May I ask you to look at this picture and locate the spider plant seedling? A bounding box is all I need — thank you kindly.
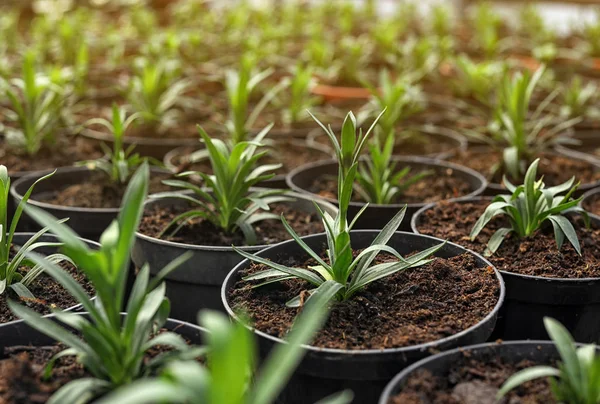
[78,104,161,185]
[0,166,63,299]
[559,76,599,120]
[335,35,373,86]
[498,317,600,403]
[125,57,190,128]
[234,111,444,307]
[489,66,580,180]
[429,3,455,38]
[470,159,588,256]
[582,15,600,58]
[2,52,66,156]
[279,63,319,127]
[468,2,506,59]
[225,54,287,144]
[518,5,556,47]
[10,164,202,403]
[152,125,291,246]
[96,290,352,404]
[452,55,507,106]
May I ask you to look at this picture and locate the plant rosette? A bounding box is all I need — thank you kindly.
[0,313,205,402]
[222,230,505,403]
[0,233,98,326]
[449,146,600,196]
[379,340,598,404]
[10,166,171,240]
[307,124,467,160]
[412,196,600,342]
[132,190,338,321]
[286,156,487,231]
[163,139,333,189]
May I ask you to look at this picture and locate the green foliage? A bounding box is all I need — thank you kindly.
[95,286,353,404]
[498,317,600,404]
[10,164,202,403]
[429,4,455,38]
[153,125,291,245]
[469,2,504,58]
[235,111,443,306]
[78,104,158,185]
[518,5,555,46]
[492,66,579,180]
[2,52,66,156]
[0,166,64,298]
[125,57,190,127]
[470,159,588,256]
[560,76,598,119]
[281,64,318,125]
[452,55,507,104]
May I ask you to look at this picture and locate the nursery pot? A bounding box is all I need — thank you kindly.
[10,166,169,240]
[163,139,333,189]
[2,233,100,326]
[131,192,338,322]
[378,341,580,403]
[307,125,467,160]
[286,157,487,231]
[411,198,600,343]
[222,231,505,404]
[555,131,600,163]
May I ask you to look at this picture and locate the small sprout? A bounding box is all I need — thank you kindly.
[470,159,588,256]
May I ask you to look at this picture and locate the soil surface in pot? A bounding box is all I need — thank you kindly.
[37,172,171,209]
[388,349,555,403]
[448,150,600,186]
[0,333,194,403]
[170,141,331,177]
[309,166,473,204]
[139,202,325,247]
[2,137,101,174]
[417,200,600,278]
[0,247,93,324]
[229,252,499,350]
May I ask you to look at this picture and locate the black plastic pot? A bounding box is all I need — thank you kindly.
[286,157,487,231]
[222,230,505,404]
[411,198,600,343]
[131,192,338,322]
[163,139,333,189]
[2,233,100,327]
[378,341,571,403]
[306,124,467,160]
[10,166,169,240]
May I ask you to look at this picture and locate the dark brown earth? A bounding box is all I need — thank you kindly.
[417,200,600,278]
[389,350,555,404]
[449,150,600,186]
[139,202,325,247]
[229,252,499,350]
[309,166,474,204]
[0,248,93,324]
[39,172,171,209]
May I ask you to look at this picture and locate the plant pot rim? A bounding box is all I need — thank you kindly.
[411,196,600,283]
[378,340,560,404]
[135,189,339,253]
[286,156,488,209]
[1,232,100,328]
[10,166,170,215]
[221,229,506,356]
[580,187,600,223]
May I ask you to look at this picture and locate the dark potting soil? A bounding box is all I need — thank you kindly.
[582,193,600,216]
[229,252,499,350]
[170,141,331,177]
[449,150,600,186]
[0,248,93,324]
[2,137,101,175]
[388,350,555,404]
[0,334,195,404]
[139,202,325,247]
[39,172,171,209]
[309,167,473,204]
[417,200,600,278]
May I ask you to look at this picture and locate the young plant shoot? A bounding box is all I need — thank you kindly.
[152,124,291,245]
[280,63,319,126]
[235,111,444,306]
[9,164,202,403]
[95,288,353,404]
[2,52,66,156]
[498,317,600,404]
[78,104,158,185]
[470,159,588,256]
[0,166,66,298]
